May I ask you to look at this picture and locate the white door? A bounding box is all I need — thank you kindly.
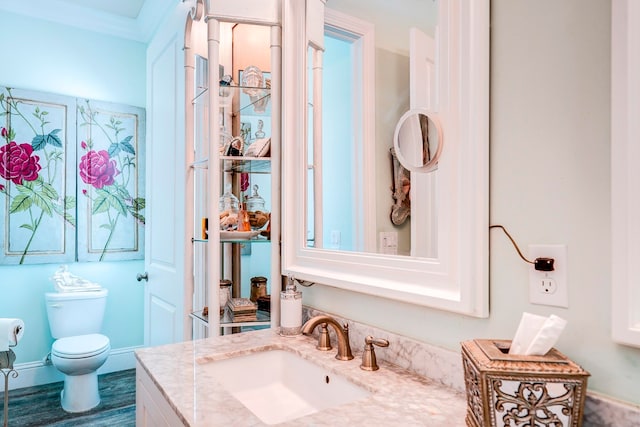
[143,3,192,347]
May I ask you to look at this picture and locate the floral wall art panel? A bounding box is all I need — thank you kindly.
[76,100,145,262]
[0,87,76,265]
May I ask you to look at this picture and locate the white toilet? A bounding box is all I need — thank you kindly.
[45,289,111,413]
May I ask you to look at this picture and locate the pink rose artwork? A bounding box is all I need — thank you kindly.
[0,89,75,264]
[78,100,145,261]
[0,141,42,185]
[79,150,119,189]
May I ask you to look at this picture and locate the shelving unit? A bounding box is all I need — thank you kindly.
[187,16,281,338]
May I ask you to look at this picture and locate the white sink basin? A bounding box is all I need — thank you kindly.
[201,349,370,425]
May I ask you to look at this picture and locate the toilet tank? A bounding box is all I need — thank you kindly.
[45,290,108,339]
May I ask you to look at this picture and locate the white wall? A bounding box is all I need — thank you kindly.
[302,0,640,406]
[374,47,411,254]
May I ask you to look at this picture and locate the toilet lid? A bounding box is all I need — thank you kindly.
[52,334,110,359]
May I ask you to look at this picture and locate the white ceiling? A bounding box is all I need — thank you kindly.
[0,0,174,42]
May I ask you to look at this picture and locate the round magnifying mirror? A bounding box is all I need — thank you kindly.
[393,109,443,173]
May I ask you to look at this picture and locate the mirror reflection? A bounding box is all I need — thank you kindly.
[305,0,438,257]
[394,110,442,172]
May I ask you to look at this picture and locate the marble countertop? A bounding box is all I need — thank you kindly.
[135,329,468,426]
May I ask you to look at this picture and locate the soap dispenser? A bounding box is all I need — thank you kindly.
[280,278,302,336]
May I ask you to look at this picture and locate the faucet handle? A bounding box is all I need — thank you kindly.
[360,335,390,371]
[366,336,389,348]
[316,323,332,351]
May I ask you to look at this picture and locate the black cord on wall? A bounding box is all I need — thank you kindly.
[489,225,555,271]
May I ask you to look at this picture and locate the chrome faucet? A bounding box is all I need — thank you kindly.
[301,315,354,361]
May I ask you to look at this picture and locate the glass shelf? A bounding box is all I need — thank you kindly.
[192,86,208,104]
[190,309,271,328]
[221,156,271,173]
[189,158,209,169]
[193,86,271,117]
[189,157,271,172]
[192,235,270,244]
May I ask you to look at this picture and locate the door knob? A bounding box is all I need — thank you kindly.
[137,272,149,282]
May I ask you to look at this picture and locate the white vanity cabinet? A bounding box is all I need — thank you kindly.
[185,0,282,337]
[136,361,184,427]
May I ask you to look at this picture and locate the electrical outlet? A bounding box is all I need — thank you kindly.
[528,244,568,308]
[540,278,557,294]
[329,230,341,249]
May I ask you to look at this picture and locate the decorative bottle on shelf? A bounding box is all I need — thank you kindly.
[255,119,266,139]
[280,278,302,336]
[246,185,269,230]
[250,276,268,302]
[237,199,251,232]
[219,280,232,315]
[218,184,239,230]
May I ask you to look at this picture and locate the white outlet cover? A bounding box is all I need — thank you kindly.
[528,244,568,308]
[379,232,398,255]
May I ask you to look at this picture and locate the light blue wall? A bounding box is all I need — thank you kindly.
[0,12,146,108]
[0,262,144,362]
[322,35,355,251]
[0,11,146,365]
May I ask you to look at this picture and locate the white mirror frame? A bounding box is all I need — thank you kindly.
[282,0,489,317]
[612,0,640,347]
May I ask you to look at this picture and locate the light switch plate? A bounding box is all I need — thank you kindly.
[380,232,398,255]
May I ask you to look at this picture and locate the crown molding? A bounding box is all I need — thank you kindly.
[0,0,176,43]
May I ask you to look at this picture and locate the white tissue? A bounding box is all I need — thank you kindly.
[51,265,102,292]
[509,312,567,356]
[0,318,24,351]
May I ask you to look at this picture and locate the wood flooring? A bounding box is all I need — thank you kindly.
[0,369,135,427]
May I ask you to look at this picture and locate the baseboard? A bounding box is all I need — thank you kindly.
[5,345,142,391]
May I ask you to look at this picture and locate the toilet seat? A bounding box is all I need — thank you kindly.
[52,334,110,359]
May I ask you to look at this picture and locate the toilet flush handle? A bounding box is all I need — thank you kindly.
[136,272,149,282]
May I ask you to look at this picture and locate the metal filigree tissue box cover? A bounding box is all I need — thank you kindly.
[461,339,590,427]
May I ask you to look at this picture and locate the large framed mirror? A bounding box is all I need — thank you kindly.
[282,0,489,316]
[612,0,640,347]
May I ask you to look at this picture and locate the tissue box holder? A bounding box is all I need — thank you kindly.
[461,339,590,427]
